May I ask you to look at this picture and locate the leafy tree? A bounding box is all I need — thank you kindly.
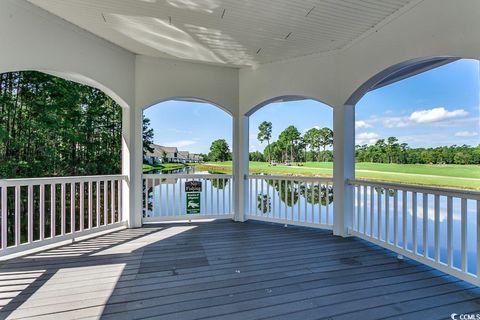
[209,139,230,162]
[355,139,479,165]
[264,141,282,162]
[0,71,122,178]
[142,115,154,158]
[319,128,333,161]
[303,127,321,160]
[454,152,472,164]
[249,151,265,162]
[278,125,301,162]
[386,136,399,163]
[257,121,272,162]
[198,153,209,162]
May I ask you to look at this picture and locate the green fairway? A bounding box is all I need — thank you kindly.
[194,161,480,190]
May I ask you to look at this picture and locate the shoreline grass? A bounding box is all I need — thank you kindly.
[193,161,480,190]
[143,163,187,172]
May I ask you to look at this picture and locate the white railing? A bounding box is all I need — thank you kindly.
[247,175,334,229]
[143,174,233,222]
[350,179,480,286]
[0,175,126,257]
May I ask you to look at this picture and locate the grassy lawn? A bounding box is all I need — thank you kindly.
[194,161,480,190]
[143,163,187,172]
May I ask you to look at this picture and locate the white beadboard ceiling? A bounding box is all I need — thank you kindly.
[27,0,418,67]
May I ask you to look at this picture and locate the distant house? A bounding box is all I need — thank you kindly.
[144,144,178,164]
[191,154,204,163]
[177,151,190,163]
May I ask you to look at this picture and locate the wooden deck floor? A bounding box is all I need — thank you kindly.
[0,220,479,319]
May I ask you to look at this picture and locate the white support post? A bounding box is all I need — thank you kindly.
[333,104,355,237]
[122,105,143,228]
[232,115,249,222]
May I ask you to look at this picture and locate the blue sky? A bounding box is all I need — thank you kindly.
[144,100,232,154]
[144,59,479,153]
[355,59,479,147]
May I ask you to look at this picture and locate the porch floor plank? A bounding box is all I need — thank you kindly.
[0,220,478,319]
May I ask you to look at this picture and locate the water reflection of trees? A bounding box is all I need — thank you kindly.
[257,194,271,214]
[210,177,229,190]
[144,177,230,217]
[3,183,116,246]
[299,183,334,206]
[373,187,395,197]
[266,179,299,207]
[261,179,333,207]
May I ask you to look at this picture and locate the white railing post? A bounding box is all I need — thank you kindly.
[333,104,355,237]
[122,105,143,228]
[232,114,249,222]
[0,175,126,258]
[348,179,480,286]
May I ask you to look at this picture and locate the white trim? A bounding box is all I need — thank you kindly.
[248,175,333,183]
[349,179,480,200]
[0,221,127,260]
[0,175,126,187]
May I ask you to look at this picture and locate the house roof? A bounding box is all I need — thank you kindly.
[146,144,178,157]
[178,151,190,159]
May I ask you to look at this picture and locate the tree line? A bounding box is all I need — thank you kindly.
[255,121,333,163]
[0,71,122,178]
[254,121,479,165]
[356,137,480,165]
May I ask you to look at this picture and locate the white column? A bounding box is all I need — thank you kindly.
[333,104,355,236]
[232,115,249,222]
[121,105,143,228]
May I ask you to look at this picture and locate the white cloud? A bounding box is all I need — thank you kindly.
[162,140,196,148]
[382,117,409,128]
[409,107,468,124]
[367,107,470,129]
[455,131,479,137]
[356,132,380,145]
[355,121,372,129]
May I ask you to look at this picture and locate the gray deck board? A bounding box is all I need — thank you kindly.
[0,219,478,319]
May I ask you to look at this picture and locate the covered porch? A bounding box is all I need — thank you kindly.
[1,0,480,318]
[2,219,479,319]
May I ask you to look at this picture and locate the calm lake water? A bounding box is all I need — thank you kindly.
[145,167,232,217]
[145,170,478,274]
[355,188,478,274]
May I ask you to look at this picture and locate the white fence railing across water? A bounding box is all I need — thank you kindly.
[143,174,233,221]
[0,175,126,257]
[247,175,334,229]
[349,179,480,286]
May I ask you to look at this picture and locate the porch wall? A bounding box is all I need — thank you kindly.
[2,0,480,233]
[0,0,135,109]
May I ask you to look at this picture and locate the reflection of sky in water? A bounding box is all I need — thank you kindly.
[146,175,232,218]
[146,176,478,275]
[249,179,334,226]
[354,188,478,275]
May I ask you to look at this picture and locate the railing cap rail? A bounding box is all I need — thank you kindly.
[349,178,480,199]
[0,174,126,186]
[143,174,232,179]
[248,174,333,182]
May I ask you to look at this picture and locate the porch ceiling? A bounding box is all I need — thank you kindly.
[28,0,416,68]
